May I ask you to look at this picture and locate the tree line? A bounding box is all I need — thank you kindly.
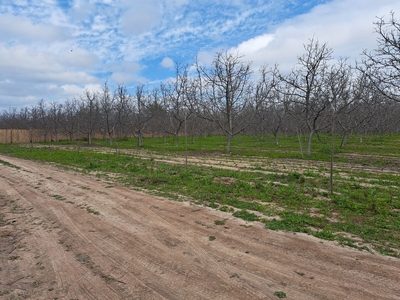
[1,13,400,154]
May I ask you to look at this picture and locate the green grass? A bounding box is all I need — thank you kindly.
[274,291,287,298]
[0,133,399,258]
[86,207,100,215]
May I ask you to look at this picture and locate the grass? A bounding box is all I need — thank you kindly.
[214,219,226,225]
[52,194,66,201]
[0,133,399,258]
[86,207,100,215]
[274,291,287,298]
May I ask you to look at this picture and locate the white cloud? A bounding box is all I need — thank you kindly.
[60,48,100,70]
[223,0,400,74]
[0,14,71,42]
[69,1,97,22]
[120,1,161,35]
[1,0,400,111]
[160,57,174,68]
[108,61,146,83]
[0,45,98,83]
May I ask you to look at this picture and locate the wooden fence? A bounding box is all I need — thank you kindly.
[0,129,93,144]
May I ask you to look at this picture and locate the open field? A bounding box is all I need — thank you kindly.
[0,134,400,299]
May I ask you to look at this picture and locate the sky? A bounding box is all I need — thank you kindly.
[1,0,400,111]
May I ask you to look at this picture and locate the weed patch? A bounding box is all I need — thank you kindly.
[274,291,287,298]
[232,210,259,221]
[86,207,100,215]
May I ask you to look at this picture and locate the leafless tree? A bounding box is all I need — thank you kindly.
[131,84,154,147]
[58,98,79,142]
[336,67,375,147]
[113,83,131,139]
[254,66,286,145]
[361,12,400,102]
[48,101,62,142]
[280,38,333,155]
[194,51,254,152]
[99,82,118,145]
[158,62,191,146]
[31,99,50,142]
[79,90,100,145]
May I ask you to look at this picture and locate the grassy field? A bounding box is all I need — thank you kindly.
[0,133,399,258]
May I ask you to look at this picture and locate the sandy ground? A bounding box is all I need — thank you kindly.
[0,154,399,300]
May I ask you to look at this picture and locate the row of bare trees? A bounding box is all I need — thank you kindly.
[1,13,400,154]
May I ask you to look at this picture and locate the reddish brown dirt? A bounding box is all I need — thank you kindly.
[0,154,399,300]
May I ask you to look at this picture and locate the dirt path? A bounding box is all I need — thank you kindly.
[0,155,399,300]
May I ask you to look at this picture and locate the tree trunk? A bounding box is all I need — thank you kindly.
[274,133,279,146]
[306,131,314,156]
[227,134,232,152]
[138,132,143,147]
[340,131,348,148]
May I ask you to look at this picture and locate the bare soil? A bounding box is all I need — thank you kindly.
[0,154,399,300]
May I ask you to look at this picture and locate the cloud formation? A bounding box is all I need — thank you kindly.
[0,0,399,111]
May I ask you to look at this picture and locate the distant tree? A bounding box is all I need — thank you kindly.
[59,98,79,142]
[79,90,100,145]
[336,67,374,147]
[113,83,131,138]
[48,101,62,142]
[99,82,118,145]
[158,62,191,147]
[254,66,286,145]
[31,99,50,141]
[131,84,153,147]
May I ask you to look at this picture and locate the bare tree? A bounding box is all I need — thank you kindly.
[59,98,79,142]
[254,66,286,145]
[48,101,62,142]
[99,82,118,145]
[280,38,333,155]
[361,12,400,102]
[113,83,131,139]
[336,67,375,147]
[157,62,191,147]
[194,51,254,152]
[131,84,153,147]
[31,99,50,141]
[79,90,100,145]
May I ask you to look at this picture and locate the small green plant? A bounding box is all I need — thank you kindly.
[0,290,10,296]
[274,291,287,298]
[52,194,65,201]
[86,207,100,215]
[209,235,216,241]
[314,229,335,241]
[208,202,219,209]
[214,219,226,225]
[220,206,234,213]
[9,256,20,261]
[232,209,259,221]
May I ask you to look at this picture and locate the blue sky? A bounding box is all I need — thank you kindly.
[1,0,400,111]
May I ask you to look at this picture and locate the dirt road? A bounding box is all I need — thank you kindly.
[0,154,399,300]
